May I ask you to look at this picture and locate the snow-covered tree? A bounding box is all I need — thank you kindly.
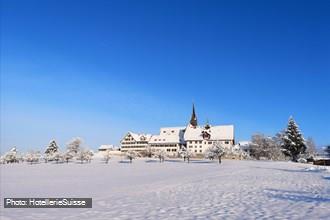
[85,150,93,163]
[63,151,74,163]
[3,148,19,164]
[76,150,87,164]
[0,156,5,164]
[304,137,317,160]
[76,149,93,164]
[126,151,139,163]
[205,141,225,164]
[246,133,287,161]
[53,152,63,163]
[281,117,306,162]
[143,145,154,158]
[25,151,41,165]
[45,140,59,155]
[103,150,111,164]
[179,147,193,163]
[154,149,166,163]
[66,137,82,155]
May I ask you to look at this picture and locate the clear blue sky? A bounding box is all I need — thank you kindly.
[1,0,329,152]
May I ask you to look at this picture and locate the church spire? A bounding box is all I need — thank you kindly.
[190,104,198,127]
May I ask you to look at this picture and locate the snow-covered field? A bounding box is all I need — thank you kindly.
[1,158,330,220]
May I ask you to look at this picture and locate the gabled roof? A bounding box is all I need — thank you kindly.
[98,145,114,150]
[122,132,152,142]
[184,124,234,141]
[149,127,185,144]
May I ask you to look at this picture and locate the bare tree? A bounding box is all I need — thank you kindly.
[205,141,225,164]
[179,147,193,163]
[305,137,317,159]
[126,151,139,163]
[25,151,41,165]
[63,151,74,164]
[76,149,94,164]
[154,149,166,163]
[67,137,82,155]
[103,150,111,164]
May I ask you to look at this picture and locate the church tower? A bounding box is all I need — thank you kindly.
[189,104,198,127]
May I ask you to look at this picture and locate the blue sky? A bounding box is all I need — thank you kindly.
[1,0,329,152]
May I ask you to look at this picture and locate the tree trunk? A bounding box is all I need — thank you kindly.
[218,156,222,164]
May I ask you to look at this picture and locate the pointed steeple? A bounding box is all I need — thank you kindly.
[190,104,198,127]
[205,119,210,130]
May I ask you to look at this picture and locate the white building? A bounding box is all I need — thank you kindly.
[149,127,186,156]
[184,104,235,155]
[119,104,235,156]
[120,132,152,152]
[98,145,115,152]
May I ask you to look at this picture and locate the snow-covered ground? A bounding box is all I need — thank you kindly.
[1,158,330,220]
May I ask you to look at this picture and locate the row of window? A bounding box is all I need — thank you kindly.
[166,149,177,152]
[188,140,230,144]
[189,146,203,148]
[121,141,148,145]
[149,144,178,147]
[121,146,146,148]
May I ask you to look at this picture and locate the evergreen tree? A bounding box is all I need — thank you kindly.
[281,117,306,162]
[45,140,59,155]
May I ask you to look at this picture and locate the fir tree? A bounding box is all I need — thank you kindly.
[45,140,59,155]
[281,117,306,162]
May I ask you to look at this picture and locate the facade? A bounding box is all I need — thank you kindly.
[184,104,235,155]
[98,145,115,152]
[119,105,235,156]
[120,132,152,152]
[149,127,186,156]
[184,124,235,155]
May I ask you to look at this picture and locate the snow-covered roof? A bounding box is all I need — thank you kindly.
[238,141,251,146]
[184,124,234,141]
[98,145,114,150]
[121,132,152,142]
[149,127,185,144]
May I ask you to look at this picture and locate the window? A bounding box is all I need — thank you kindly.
[208,141,212,144]
[189,141,192,144]
[199,141,202,144]
[189,146,193,148]
[195,146,197,148]
[195,150,197,153]
[200,150,202,153]
[225,141,229,144]
[167,149,170,152]
[199,146,202,148]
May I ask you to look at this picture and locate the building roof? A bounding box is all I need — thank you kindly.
[122,132,152,142]
[184,124,234,141]
[149,127,185,144]
[98,145,114,150]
